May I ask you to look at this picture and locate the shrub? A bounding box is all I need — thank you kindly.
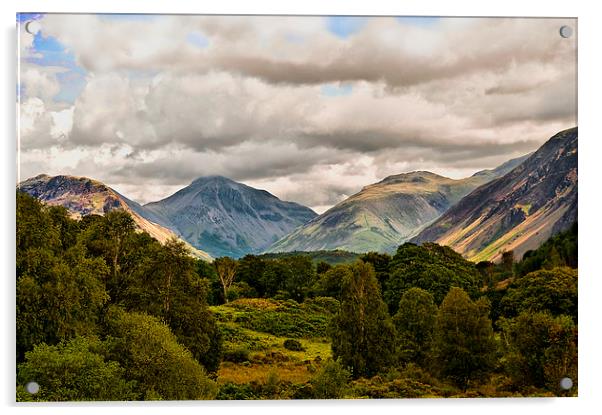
[216,383,257,400]
[16,336,136,402]
[310,359,350,399]
[223,346,251,363]
[283,339,305,351]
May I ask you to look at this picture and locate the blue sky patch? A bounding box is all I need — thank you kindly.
[326,16,368,38]
[396,16,441,28]
[26,31,87,104]
[321,83,353,97]
[187,31,210,49]
[17,13,43,23]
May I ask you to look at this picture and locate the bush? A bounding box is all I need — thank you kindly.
[283,339,305,351]
[223,346,251,363]
[310,359,350,399]
[216,382,258,400]
[16,336,136,402]
[103,307,217,400]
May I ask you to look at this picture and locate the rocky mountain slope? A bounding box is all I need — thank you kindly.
[411,127,577,262]
[18,174,212,261]
[268,155,529,254]
[144,176,317,258]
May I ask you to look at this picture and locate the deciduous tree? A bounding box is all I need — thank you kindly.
[331,261,396,378]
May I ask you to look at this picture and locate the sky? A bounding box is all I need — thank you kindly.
[18,14,577,213]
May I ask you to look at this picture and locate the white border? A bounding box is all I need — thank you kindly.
[2,1,601,415]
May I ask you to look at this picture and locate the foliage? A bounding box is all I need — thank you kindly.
[214,257,238,303]
[310,359,350,399]
[103,308,217,400]
[17,336,137,401]
[501,267,577,322]
[258,250,361,266]
[348,375,443,399]
[283,339,305,351]
[516,223,577,275]
[432,287,496,390]
[214,298,336,338]
[331,261,396,378]
[500,311,577,393]
[385,243,481,313]
[223,346,251,363]
[15,190,579,400]
[392,288,437,365]
[312,264,350,299]
[360,251,391,288]
[16,195,109,360]
[123,238,223,373]
[216,382,258,400]
[236,255,317,301]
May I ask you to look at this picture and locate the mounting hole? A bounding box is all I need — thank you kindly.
[24,21,41,35]
[559,377,573,390]
[25,381,40,394]
[559,25,573,39]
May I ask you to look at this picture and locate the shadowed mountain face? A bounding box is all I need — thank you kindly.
[267,155,529,254]
[412,127,577,262]
[18,174,212,262]
[144,176,318,259]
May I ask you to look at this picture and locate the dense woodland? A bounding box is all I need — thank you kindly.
[16,191,577,400]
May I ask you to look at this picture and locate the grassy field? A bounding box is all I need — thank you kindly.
[211,298,334,387]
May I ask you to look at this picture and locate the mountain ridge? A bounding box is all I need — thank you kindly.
[144,175,318,258]
[267,154,530,254]
[411,127,577,262]
[17,174,213,262]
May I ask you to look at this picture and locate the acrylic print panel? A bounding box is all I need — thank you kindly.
[16,14,577,401]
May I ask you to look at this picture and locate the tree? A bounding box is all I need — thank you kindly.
[17,337,136,402]
[432,287,496,390]
[236,255,267,296]
[516,223,577,275]
[360,251,391,288]
[313,265,350,299]
[79,209,138,303]
[103,308,217,400]
[281,256,316,302]
[331,261,396,378]
[392,288,437,366]
[500,311,577,393]
[123,238,223,373]
[214,257,238,303]
[385,243,480,313]
[16,243,109,360]
[316,261,332,275]
[501,250,515,274]
[501,267,577,322]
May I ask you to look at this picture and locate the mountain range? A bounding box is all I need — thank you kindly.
[411,127,577,262]
[18,127,577,263]
[18,174,213,261]
[267,155,529,254]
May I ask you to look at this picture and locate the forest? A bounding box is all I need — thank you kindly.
[16,191,577,400]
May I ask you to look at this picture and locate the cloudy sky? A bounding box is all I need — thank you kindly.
[18,14,576,213]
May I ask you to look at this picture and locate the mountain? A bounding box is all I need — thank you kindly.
[18,174,212,262]
[411,127,577,262]
[267,155,529,254]
[143,176,318,258]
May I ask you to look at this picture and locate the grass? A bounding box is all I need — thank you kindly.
[212,298,333,386]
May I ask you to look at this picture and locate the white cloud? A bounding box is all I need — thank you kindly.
[18,14,577,211]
